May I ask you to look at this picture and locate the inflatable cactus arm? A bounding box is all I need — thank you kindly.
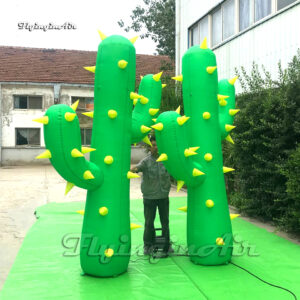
[131,72,164,145]
[154,39,239,265]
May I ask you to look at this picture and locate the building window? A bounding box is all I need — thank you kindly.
[14,95,43,109]
[199,16,209,45]
[212,8,222,46]
[277,0,296,10]
[223,0,235,40]
[239,0,251,31]
[190,24,199,46]
[16,128,40,146]
[81,128,92,145]
[255,0,271,22]
[71,97,94,111]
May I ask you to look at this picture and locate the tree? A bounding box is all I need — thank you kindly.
[118,0,175,59]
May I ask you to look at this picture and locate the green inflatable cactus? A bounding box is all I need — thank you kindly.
[153,38,239,265]
[34,32,163,277]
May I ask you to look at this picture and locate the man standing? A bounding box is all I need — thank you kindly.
[131,136,171,256]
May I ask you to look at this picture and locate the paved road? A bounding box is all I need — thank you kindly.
[0,165,187,290]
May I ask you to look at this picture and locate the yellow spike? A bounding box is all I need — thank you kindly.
[81,147,96,154]
[172,75,183,82]
[142,136,152,147]
[140,75,144,80]
[127,171,140,179]
[204,153,213,161]
[33,116,49,125]
[104,248,114,258]
[178,206,187,212]
[192,168,205,177]
[225,134,234,144]
[203,112,211,120]
[140,95,149,104]
[175,106,181,114]
[118,60,128,69]
[223,167,235,173]
[76,210,85,215]
[65,112,76,122]
[83,66,96,73]
[225,124,236,132]
[82,111,94,118]
[216,237,225,246]
[206,66,217,74]
[151,123,163,131]
[200,37,208,49]
[97,29,107,40]
[130,223,142,230]
[177,116,190,126]
[189,146,200,152]
[177,180,185,192]
[104,156,114,165]
[130,92,140,99]
[133,98,138,106]
[228,76,238,85]
[71,100,79,111]
[229,109,240,116]
[219,100,228,106]
[65,182,75,195]
[99,207,108,216]
[140,125,151,134]
[71,149,84,158]
[36,150,52,159]
[162,84,167,88]
[152,118,157,123]
[108,109,118,119]
[230,213,240,220]
[184,149,198,157]
[129,36,139,44]
[217,94,230,101]
[206,199,214,208]
[156,153,168,162]
[83,170,94,180]
[153,71,163,82]
[149,108,159,116]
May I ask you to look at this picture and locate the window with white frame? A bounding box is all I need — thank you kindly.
[190,23,199,46]
[277,0,297,10]
[16,128,40,146]
[81,128,92,145]
[239,0,252,31]
[14,95,43,109]
[255,0,271,22]
[212,8,222,46]
[199,16,209,45]
[223,0,235,40]
[71,97,94,111]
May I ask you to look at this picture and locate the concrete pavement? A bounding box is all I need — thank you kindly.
[0,165,187,290]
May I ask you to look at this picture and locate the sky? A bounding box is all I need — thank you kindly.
[0,0,157,55]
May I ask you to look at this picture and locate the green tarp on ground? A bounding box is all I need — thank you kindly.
[1,197,300,300]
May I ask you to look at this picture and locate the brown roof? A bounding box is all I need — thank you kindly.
[0,46,172,85]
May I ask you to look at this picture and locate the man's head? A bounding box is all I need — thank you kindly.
[149,135,158,157]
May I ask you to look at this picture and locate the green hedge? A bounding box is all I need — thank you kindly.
[224,50,300,234]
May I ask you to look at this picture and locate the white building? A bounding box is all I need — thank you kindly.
[0,46,169,165]
[176,0,300,92]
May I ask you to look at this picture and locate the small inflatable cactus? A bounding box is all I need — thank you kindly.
[34,31,163,277]
[153,38,239,265]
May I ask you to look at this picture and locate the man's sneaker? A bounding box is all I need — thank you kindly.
[144,246,153,255]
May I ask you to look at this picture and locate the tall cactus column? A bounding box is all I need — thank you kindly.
[34,32,163,277]
[154,39,238,265]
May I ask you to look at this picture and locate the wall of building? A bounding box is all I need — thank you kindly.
[176,0,300,93]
